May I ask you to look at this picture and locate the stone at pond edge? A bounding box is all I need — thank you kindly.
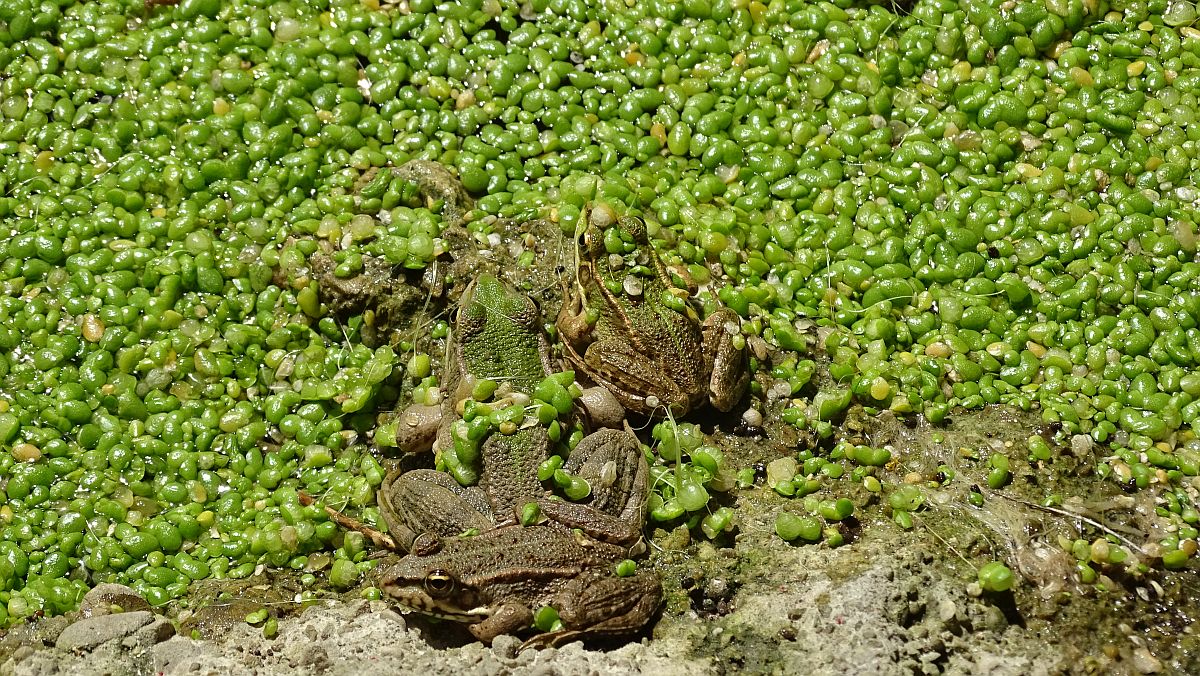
[78,583,151,618]
[491,633,521,660]
[124,616,176,649]
[56,611,155,651]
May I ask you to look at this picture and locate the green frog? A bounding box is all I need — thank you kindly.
[388,272,552,517]
[383,274,647,547]
[557,204,750,418]
[379,523,661,648]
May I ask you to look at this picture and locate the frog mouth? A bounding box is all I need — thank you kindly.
[384,586,490,622]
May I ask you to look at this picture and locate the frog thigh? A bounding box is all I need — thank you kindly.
[701,307,749,412]
[582,338,688,412]
[384,469,494,549]
[564,428,647,516]
[553,568,662,640]
[534,429,648,544]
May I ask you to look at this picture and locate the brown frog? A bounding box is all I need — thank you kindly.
[379,524,661,648]
[381,427,650,549]
[557,203,750,418]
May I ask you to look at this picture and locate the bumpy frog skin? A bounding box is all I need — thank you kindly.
[379,524,661,648]
[386,273,551,518]
[381,427,650,548]
[377,277,659,646]
[380,274,650,547]
[557,203,750,418]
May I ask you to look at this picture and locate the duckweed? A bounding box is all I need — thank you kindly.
[775,512,823,543]
[978,561,1015,593]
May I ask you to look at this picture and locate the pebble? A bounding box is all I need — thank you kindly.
[937,598,958,623]
[1132,647,1163,674]
[491,633,521,660]
[56,611,155,651]
[78,583,151,618]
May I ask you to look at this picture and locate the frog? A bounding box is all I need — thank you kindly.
[382,427,650,549]
[557,203,750,419]
[382,273,649,548]
[389,272,554,513]
[391,158,476,232]
[379,523,661,648]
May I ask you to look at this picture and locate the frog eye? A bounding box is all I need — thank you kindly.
[456,302,487,337]
[580,227,606,258]
[622,215,647,243]
[424,570,455,596]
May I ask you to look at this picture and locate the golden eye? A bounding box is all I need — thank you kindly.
[424,570,454,596]
[582,228,604,257]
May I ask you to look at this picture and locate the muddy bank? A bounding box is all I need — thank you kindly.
[5,406,1191,676]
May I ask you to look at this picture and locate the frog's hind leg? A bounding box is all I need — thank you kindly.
[582,337,690,416]
[521,567,662,650]
[700,307,750,412]
[382,469,494,551]
[535,429,649,545]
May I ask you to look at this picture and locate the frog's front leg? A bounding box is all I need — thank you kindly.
[391,403,444,454]
[379,469,494,552]
[533,429,648,545]
[521,567,662,649]
[469,602,534,645]
[701,307,749,412]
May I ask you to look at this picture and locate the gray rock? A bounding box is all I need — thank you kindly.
[8,644,35,663]
[1133,647,1163,674]
[151,636,244,676]
[123,616,176,649]
[491,633,521,660]
[56,611,155,652]
[78,583,150,618]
